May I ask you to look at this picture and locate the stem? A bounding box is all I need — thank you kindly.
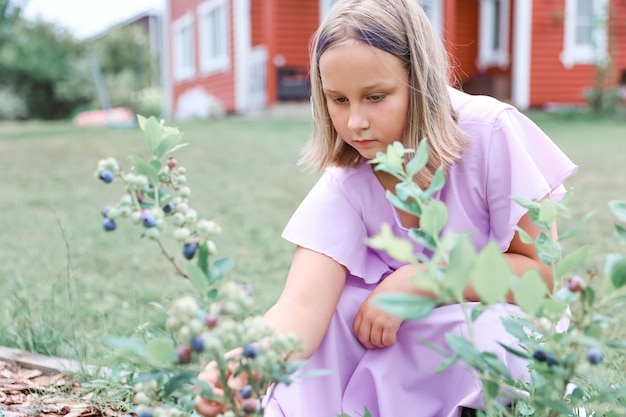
[152,236,188,278]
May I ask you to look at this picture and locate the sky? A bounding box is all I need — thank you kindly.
[21,0,164,39]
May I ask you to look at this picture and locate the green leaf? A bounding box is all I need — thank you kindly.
[609,200,626,222]
[483,379,500,399]
[434,356,457,373]
[408,228,437,252]
[367,224,417,264]
[104,336,147,358]
[445,333,484,370]
[540,298,568,321]
[558,211,594,241]
[470,243,512,304]
[420,200,448,237]
[129,155,160,186]
[405,138,429,177]
[513,269,549,315]
[482,351,512,380]
[555,246,588,280]
[162,371,199,397]
[535,232,561,266]
[146,338,175,365]
[606,340,626,349]
[387,190,421,216]
[137,114,148,130]
[510,195,542,211]
[144,116,164,157]
[208,256,235,284]
[423,166,446,198]
[445,233,475,295]
[497,341,531,359]
[156,132,182,159]
[371,293,437,320]
[610,256,626,289]
[514,226,535,245]
[615,224,626,244]
[538,199,559,224]
[501,317,534,342]
[187,262,209,294]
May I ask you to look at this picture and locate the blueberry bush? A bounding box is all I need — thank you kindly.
[95,116,304,417]
[95,117,626,417]
[368,141,626,417]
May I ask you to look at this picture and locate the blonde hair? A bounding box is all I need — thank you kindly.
[301,0,467,189]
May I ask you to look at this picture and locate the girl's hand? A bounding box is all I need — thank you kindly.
[194,360,259,417]
[352,281,403,349]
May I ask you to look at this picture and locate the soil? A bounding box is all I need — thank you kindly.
[0,348,120,417]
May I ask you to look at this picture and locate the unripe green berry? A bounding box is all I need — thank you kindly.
[131,211,142,224]
[197,220,222,235]
[176,175,187,185]
[133,392,151,405]
[185,209,197,223]
[174,227,191,241]
[179,186,191,197]
[172,213,186,226]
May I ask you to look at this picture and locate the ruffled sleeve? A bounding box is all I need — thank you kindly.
[485,108,578,251]
[281,168,393,284]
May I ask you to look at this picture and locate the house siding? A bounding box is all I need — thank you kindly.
[275,0,319,67]
[169,0,237,115]
[530,0,626,107]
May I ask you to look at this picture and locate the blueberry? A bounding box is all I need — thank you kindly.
[190,335,204,352]
[183,242,198,260]
[99,169,114,183]
[243,344,259,359]
[546,354,559,367]
[204,313,218,329]
[241,398,257,413]
[532,349,548,362]
[137,410,152,417]
[240,384,253,399]
[567,275,585,293]
[141,212,157,228]
[162,202,175,213]
[103,218,117,231]
[101,205,113,218]
[587,347,603,365]
[176,345,192,364]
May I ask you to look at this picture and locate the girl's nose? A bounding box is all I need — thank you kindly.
[347,106,369,131]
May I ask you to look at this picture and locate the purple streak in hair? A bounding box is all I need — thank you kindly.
[316,24,410,64]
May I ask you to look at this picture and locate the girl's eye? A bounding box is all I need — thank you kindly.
[333,97,348,104]
[368,94,385,102]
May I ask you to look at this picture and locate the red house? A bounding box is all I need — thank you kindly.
[163,0,626,118]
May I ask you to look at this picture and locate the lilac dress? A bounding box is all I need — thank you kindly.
[263,89,578,417]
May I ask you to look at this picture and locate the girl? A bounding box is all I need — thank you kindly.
[196,0,577,416]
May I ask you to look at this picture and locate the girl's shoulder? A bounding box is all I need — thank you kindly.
[449,87,516,127]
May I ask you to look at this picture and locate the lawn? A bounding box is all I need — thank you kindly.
[0,111,625,372]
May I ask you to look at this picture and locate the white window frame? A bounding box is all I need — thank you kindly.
[477,0,510,70]
[319,0,338,22]
[320,0,443,38]
[173,13,195,81]
[560,0,609,69]
[198,0,230,75]
[418,0,443,39]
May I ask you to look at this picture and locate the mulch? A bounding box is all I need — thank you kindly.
[0,349,120,417]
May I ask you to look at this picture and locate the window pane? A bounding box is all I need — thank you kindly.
[492,0,501,50]
[575,0,592,45]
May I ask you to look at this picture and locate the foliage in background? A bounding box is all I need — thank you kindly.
[0,0,161,120]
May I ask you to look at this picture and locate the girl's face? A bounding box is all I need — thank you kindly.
[319,41,410,160]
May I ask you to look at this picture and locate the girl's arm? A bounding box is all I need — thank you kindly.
[195,246,347,417]
[264,245,348,359]
[352,209,554,349]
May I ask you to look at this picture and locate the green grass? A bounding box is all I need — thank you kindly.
[0,112,625,372]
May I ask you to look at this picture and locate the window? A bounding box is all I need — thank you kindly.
[418,0,443,38]
[477,0,510,69]
[319,0,338,22]
[320,0,443,38]
[173,13,195,81]
[198,0,230,75]
[561,0,608,68]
